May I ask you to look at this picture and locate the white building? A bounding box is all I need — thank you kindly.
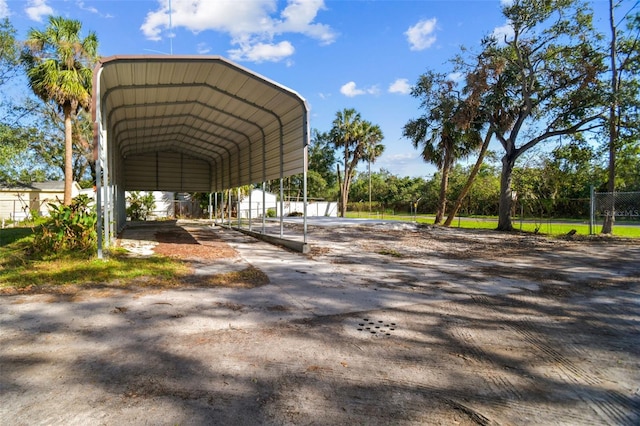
[0,181,81,221]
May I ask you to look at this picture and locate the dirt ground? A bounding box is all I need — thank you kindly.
[1,220,639,425]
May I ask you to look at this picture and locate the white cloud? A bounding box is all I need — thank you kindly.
[0,0,10,18]
[276,0,336,45]
[228,40,295,63]
[388,78,411,95]
[25,0,53,22]
[340,82,364,97]
[492,21,514,44]
[405,18,437,51]
[141,0,336,63]
[76,1,98,14]
[340,81,379,98]
[196,42,211,55]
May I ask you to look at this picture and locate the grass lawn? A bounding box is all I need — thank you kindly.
[346,212,640,238]
[0,225,189,292]
[2,214,637,292]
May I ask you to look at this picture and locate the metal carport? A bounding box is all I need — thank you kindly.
[92,55,309,257]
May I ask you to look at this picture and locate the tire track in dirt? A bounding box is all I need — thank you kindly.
[445,319,552,423]
[261,368,495,426]
[470,294,640,425]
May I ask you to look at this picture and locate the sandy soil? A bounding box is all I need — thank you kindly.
[1,220,639,425]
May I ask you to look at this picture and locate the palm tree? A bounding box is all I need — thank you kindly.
[330,108,361,217]
[21,16,98,205]
[403,71,479,224]
[360,122,385,212]
[330,108,384,217]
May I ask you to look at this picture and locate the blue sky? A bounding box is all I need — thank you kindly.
[0,0,624,178]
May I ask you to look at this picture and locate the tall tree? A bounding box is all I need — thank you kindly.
[403,71,481,224]
[21,16,98,204]
[330,108,384,217]
[443,66,495,227]
[602,0,640,233]
[465,0,606,231]
[308,129,337,189]
[0,18,19,94]
[360,120,385,212]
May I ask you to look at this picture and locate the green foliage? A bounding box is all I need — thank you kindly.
[266,208,276,218]
[0,18,19,89]
[309,129,338,189]
[32,194,97,255]
[21,16,99,205]
[455,0,607,230]
[126,191,156,221]
[330,108,385,216]
[0,123,49,184]
[21,16,98,112]
[403,70,485,224]
[0,227,189,290]
[615,141,640,191]
[349,169,428,212]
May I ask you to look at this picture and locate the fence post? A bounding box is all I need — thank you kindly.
[589,185,595,235]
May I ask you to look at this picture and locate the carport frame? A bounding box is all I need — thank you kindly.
[93,55,310,258]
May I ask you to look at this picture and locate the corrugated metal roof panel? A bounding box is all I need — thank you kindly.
[94,55,308,193]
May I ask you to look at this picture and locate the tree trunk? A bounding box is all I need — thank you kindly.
[63,105,73,206]
[337,164,344,217]
[434,164,449,225]
[341,168,355,218]
[340,185,349,217]
[339,141,350,217]
[444,130,493,227]
[435,146,456,225]
[497,153,517,231]
[602,0,617,234]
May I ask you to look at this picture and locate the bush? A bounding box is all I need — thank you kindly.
[32,194,97,255]
[127,191,156,220]
[266,208,276,218]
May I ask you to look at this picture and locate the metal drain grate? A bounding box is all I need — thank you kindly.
[356,318,397,336]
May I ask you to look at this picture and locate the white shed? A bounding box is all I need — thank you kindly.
[0,181,81,221]
[237,189,278,219]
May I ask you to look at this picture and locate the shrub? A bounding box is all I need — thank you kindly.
[127,191,156,220]
[266,208,277,218]
[32,194,97,255]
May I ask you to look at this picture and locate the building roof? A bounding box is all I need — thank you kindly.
[93,55,309,192]
[0,181,79,192]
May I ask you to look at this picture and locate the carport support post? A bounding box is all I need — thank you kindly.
[279,178,284,238]
[303,150,308,245]
[237,187,241,229]
[208,193,212,221]
[95,108,105,259]
[228,188,232,226]
[96,138,103,259]
[248,186,252,232]
[213,192,217,223]
[262,182,266,234]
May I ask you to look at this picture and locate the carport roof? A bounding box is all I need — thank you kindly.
[92,55,309,192]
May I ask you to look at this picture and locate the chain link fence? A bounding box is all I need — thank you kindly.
[591,190,640,232]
